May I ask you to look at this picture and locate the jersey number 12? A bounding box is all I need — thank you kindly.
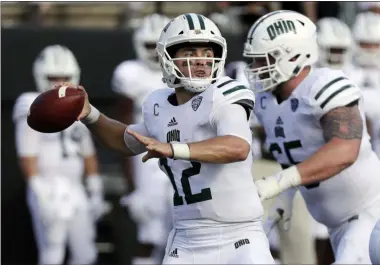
[159,158,212,206]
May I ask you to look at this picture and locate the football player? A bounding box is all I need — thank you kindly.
[370,220,380,264]
[75,13,275,264]
[243,10,380,263]
[13,45,106,265]
[346,12,380,159]
[111,13,173,265]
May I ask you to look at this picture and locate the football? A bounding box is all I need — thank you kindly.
[27,86,85,133]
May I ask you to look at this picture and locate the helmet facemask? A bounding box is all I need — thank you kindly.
[158,42,226,93]
[244,45,313,93]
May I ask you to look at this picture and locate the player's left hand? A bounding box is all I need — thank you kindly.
[255,166,302,201]
[255,175,285,201]
[127,128,173,162]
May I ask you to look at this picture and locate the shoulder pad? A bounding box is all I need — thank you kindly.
[309,68,361,113]
[213,76,255,111]
[12,92,39,122]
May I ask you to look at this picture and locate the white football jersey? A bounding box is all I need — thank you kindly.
[142,77,263,228]
[111,60,165,123]
[255,68,380,227]
[345,66,380,158]
[13,92,96,184]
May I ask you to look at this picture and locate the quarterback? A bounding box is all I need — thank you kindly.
[243,10,380,263]
[13,45,105,265]
[111,14,173,265]
[72,13,274,264]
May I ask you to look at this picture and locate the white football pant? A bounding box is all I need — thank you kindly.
[162,221,275,264]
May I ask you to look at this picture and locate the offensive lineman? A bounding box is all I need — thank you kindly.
[13,45,106,265]
[111,14,173,264]
[71,13,274,264]
[243,10,380,263]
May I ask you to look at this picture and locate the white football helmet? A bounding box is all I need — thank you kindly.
[352,12,380,67]
[156,13,227,93]
[243,10,318,92]
[133,14,171,70]
[33,45,80,93]
[317,17,353,69]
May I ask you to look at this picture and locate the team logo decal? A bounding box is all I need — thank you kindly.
[290,98,299,112]
[191,96,203,111]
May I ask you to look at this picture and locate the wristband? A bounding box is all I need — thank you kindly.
[278,165,302,189]
[81,105,100,125]
[171,143,191,160]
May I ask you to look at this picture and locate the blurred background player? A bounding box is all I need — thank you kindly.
[12,45,107,265]
[347,12,380,159]
[316,17,353,71]
[111,14,173,265]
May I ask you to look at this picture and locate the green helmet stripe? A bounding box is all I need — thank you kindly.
[185,14,195,30]
[197,14,205,30]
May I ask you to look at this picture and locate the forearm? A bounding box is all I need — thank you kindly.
[188,135,250,164]
[296,138,359,186]
[85,114,133,156]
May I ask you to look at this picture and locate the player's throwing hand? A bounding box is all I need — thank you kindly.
[126,128,173,162]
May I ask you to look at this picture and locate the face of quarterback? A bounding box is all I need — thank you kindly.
[173,44,214,79]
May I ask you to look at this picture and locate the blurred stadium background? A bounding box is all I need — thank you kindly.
[1,1,376,265]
